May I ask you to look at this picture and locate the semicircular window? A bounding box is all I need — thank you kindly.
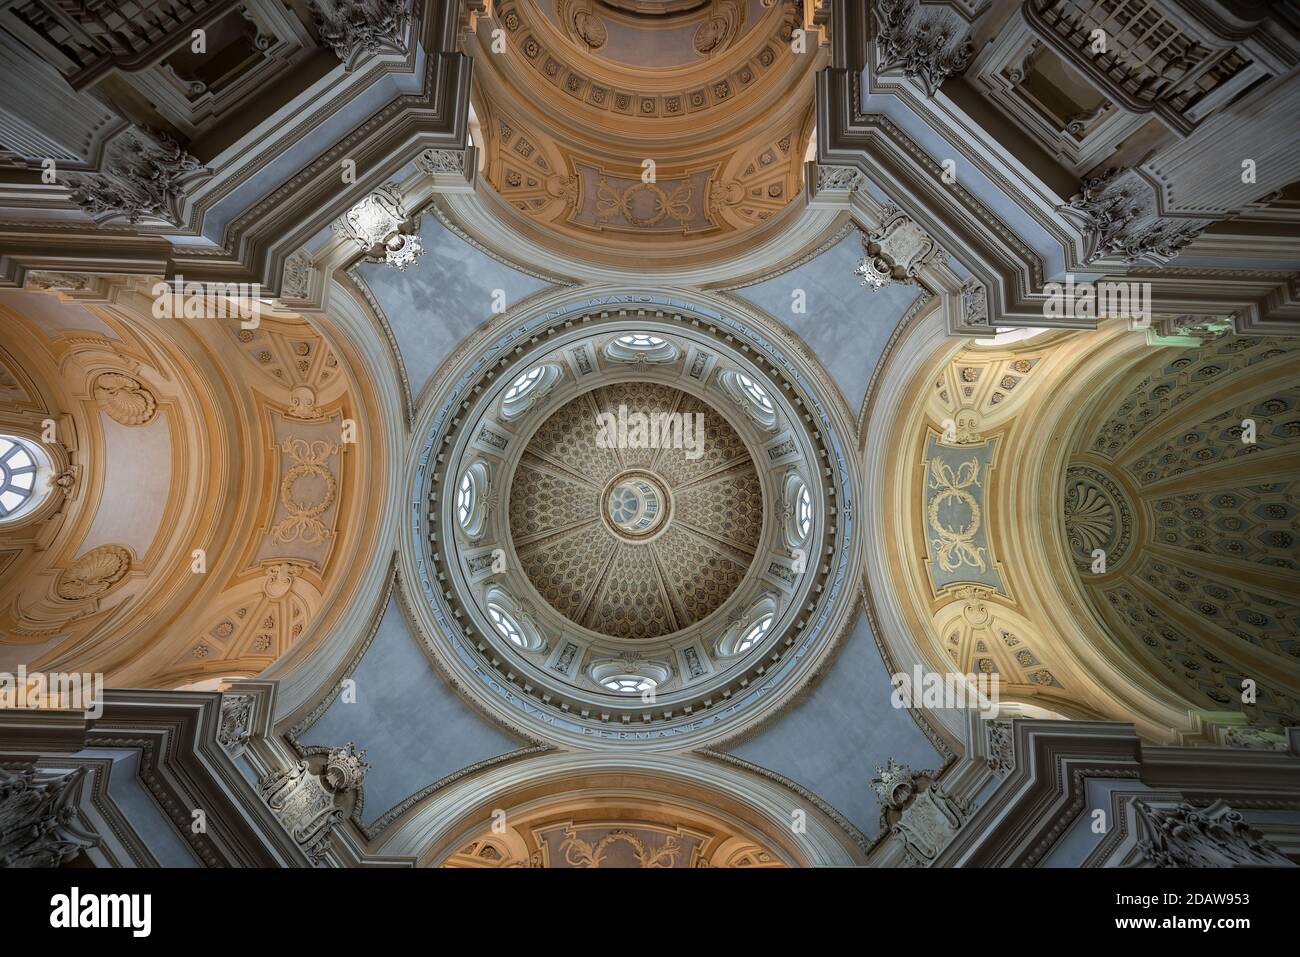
[456,461,489,538]
[720,369,779,431]
[603,332,679,364]
[716,594,780,657]
[483,586,546,652]
[782,472,813,549]
[733,613,774,654]
[0,435,48,522]
[486,601,525,647]
[798,484,812,539]
[602,675,657,694]
[499,364,561,420]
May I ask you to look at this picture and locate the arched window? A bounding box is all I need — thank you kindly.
[782,472,813,550]
[719,369,779,431]
[455,462,489,539]
[502,366,542,403]
[487,602,525,647]
[616,333,666,348]
[0,435,49,522]
[483,586,546,652]
[457,471,475,525]
[716,594,780,657]
[602,675,656,694]
[603,332,679,364]
[589,658,672,694]
[736,373,774,413]
[499,363,561,420]
[733,613,773,654]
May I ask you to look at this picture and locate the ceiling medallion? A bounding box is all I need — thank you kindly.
[1063,463,1134,572]
[405,294,861,748]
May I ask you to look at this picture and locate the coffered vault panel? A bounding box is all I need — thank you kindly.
[297,596,526,831]
[351,214,557,404]
[731,227,923,414]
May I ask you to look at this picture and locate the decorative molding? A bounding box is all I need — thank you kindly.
[1062,463,1133,572]
[871,757,972,866]
[414,148,467,176]
[855,204,942,289]
[23,272,93,292]
[270,438,340,546]
[259,742,368,865]
[332,183,423,270]
[986,719,1015,775]
[218,694,255,754]
[1058,168,1204,265]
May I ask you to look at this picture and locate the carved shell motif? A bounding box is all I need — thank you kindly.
[56,544,132,600]
[93,372,157,426]
[572,10,607,49]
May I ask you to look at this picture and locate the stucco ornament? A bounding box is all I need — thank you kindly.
[871,758,971,866]
[1134,801,1295,868]
[271,438,338,545]
[56,544,132,601]
[93,372,157,426]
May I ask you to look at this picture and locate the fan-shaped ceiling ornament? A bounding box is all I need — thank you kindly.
[403,292,860,749]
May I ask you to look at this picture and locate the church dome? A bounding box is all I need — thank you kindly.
[403,290,861,749]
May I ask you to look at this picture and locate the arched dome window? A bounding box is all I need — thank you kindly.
[499,363,562,420]
[486,602,524,646]
[589,659,673,695]
[737,373,773,413]
[455,462,489,538]
[733,613,773,654]
[457,472,475,524]
[603,332,679,364]
[483,586,546,652]
[782,472,813,549]
[719,369,779,431]
[0,435,51,523]
[716,594,780,657]
[617,333,665,348]
[503,366,542,402]
[602,675,656,694]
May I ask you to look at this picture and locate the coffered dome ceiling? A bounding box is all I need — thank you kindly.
[510,382,762,640]
[467,0,824,269]
[1060,334,1300,726]
[872,319,1300,743]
